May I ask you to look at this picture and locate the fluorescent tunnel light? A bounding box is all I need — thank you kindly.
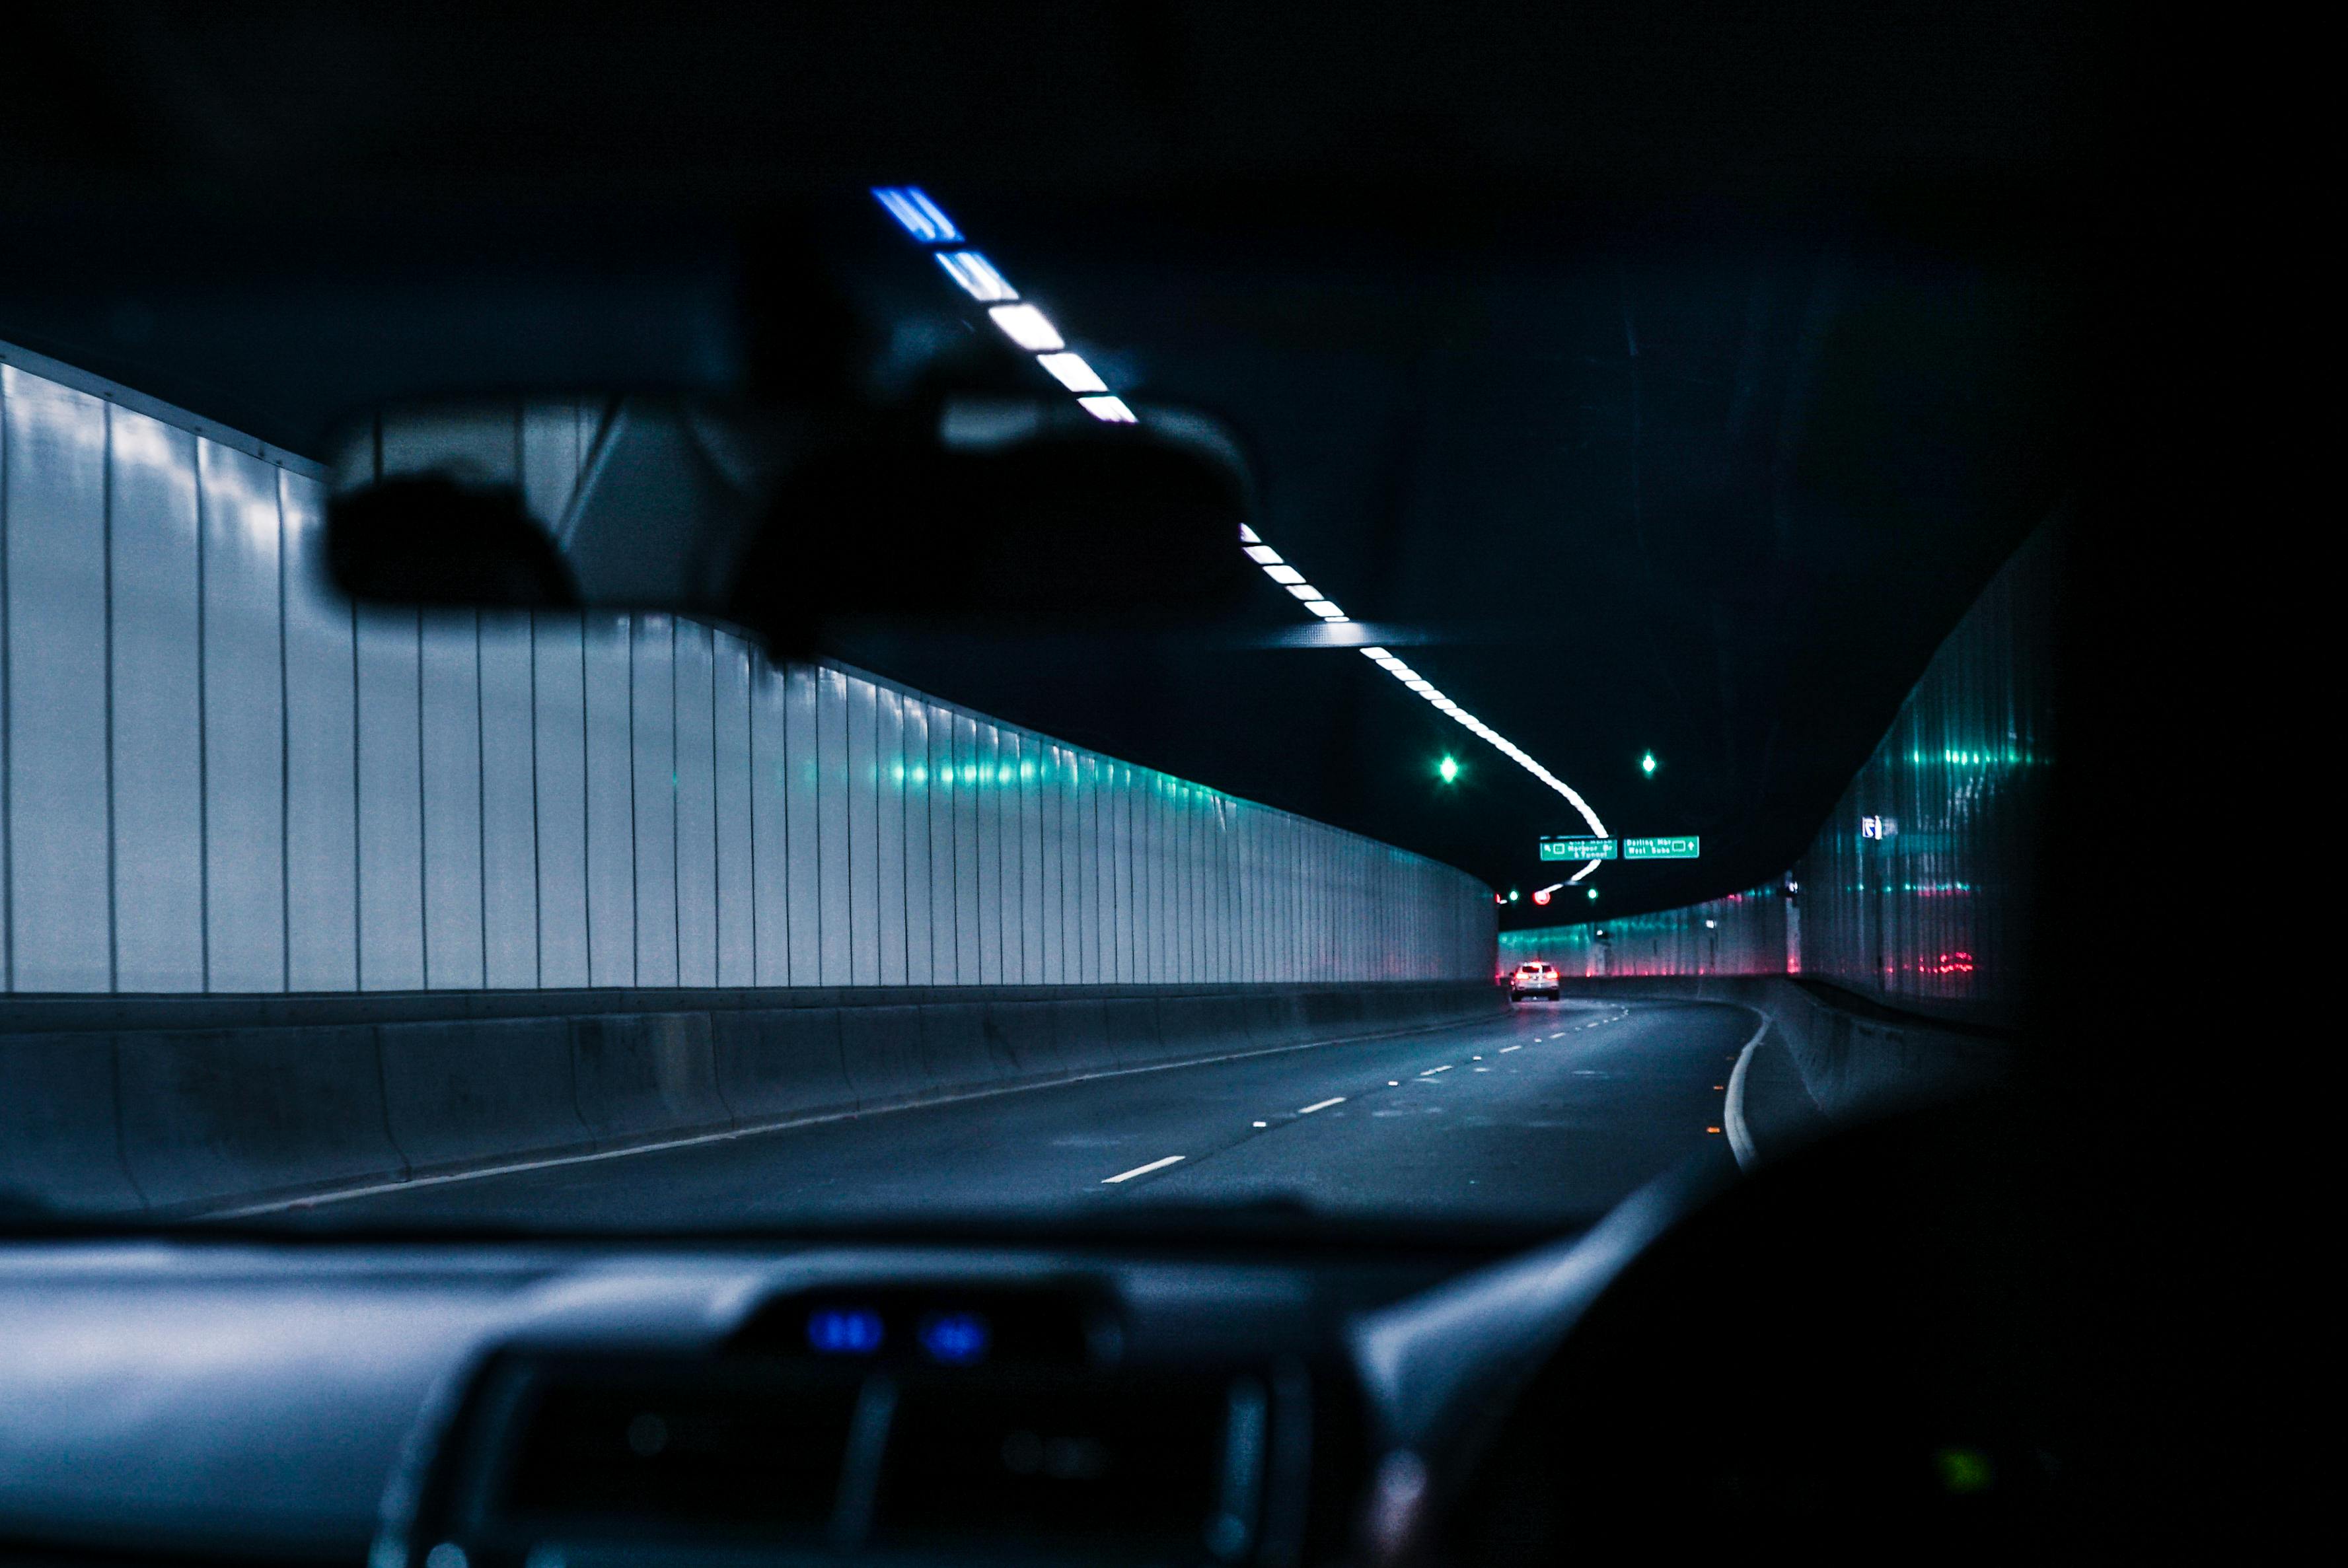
[1036,353,1107,392]
[1078,395,1136,423]
[936,251,1017,300]
[988,304,1064,351]
[873,187,959,243]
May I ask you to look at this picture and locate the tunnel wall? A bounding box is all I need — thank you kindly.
[1497,518,2053,1029]
[0,343,1494,997]
[1791,521,2055,1028]
[1497,884,1789,978]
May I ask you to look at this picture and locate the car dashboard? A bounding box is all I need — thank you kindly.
[0,1212,1660,1568]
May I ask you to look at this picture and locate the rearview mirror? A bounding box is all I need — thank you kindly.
[324,396,1257,653]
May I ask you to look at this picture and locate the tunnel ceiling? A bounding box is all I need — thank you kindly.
[1,4,2088,923]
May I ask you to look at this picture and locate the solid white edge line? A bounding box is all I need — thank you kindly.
[1722,1012,1771,1172]
[211,1013,1478,1219]
[1297,1096,1346,1114]
[1103,1155,1185,1184]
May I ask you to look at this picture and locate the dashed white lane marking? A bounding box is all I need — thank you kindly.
[1420,1065,1454,1076]
[1500,1045,1522,1053]
[1253,1120,1268,1127]
[1298,1096,1346,1115]
[1103,1155,1185,1184]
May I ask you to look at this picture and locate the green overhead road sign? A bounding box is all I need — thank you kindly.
[1540,836,1617,861]
[1623,836,1702,859]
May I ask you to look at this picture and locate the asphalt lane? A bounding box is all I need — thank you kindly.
[312,1000,1755,1230]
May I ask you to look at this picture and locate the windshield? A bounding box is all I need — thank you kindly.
[0,178,2061,1244]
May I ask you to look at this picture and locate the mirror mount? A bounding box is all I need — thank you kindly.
[327,477,579,608]
[320,392,1257,655]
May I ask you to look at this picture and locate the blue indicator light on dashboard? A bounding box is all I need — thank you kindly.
[918,1312,990,1366]
[807,1308,885,1355]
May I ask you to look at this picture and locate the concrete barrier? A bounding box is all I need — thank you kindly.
[1048,996,1114,1075]
[1246,991,1313,1051]
[984,999,1076,1083]
[1152,995,1230,1062]
[1101,997,1165,1069]
[837,1004,937,1105]
[569,1013,731,1143]
[116,1025,408,1211]
[3,981,1504,1217]
[379,1017,593,1176]
[712,1008,858,1125]
[0,1032,143,1214]
[915,1001,1012,1094]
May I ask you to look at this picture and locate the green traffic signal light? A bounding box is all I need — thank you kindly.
[1640,750,1658,777]
[1437,755,1459,783]
[1588,887,1599,900]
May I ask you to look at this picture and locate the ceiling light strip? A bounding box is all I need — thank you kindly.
[876,185,1603,869]
[875,186,1133,424]
[1360,643,1609,878]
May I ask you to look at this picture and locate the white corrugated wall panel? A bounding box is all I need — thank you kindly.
[749,659,791,987]
[531,614,591,989]
[3,371,112,991]
[951,713,982,985]
[673,621,718,989]
[815,666,852,986]
[281,469,358,992]
[875,686,908,985]
[844,674,879,987]
[354,606,423,991]
[782,662,820,985]
[713,632,755,987]
[581,613,636,987]
[629,616,679,987]
[419,612,485,989]
[902,697,936,985]
[479,613,540,989]
[926,702,960,985]
[110,410,208,993]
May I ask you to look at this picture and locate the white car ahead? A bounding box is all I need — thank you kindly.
[1510,961,1561,1001]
